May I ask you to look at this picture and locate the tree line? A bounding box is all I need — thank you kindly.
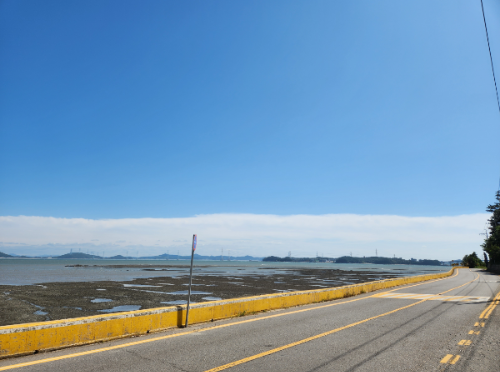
[481,190,500,266]
[263,255,442,266]
[463,190,500,268]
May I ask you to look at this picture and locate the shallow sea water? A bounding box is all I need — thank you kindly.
[0,259,452,286]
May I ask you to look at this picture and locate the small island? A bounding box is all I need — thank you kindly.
[263,255,442,266]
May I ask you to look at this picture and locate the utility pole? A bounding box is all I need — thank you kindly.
[185,234,197,327]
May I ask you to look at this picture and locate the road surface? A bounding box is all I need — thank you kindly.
[1,268,499,372]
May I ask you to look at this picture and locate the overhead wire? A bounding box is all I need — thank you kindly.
[479,0,500,190]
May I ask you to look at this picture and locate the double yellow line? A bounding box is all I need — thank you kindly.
[440,284,500,367]
[204,274,479,372]
[479,290,500,319]
[0,269,461,372]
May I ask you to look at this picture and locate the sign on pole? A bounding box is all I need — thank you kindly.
[185,234,197,327]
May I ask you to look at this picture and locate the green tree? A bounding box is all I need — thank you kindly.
[462,252,483,268]
[482,191,500,264]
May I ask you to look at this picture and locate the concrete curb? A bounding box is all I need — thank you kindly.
[0,267,459,359]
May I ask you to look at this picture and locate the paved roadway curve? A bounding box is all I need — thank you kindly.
[1,268,499,372]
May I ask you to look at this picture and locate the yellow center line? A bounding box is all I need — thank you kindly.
[479,291,500,319]
[403,294,431,299]
[383,293,413,298]
[444,296,464,302]
[0,268,464,371]
[484,292,500,318]
[484,300,499,319]
[392,293,427,299]
[479,305,491,318]
[440,354,453,364]
[438,275,499,368]
[203,274,479,372]
[440,354,461,365]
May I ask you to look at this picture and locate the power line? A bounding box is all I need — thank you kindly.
[480,0,500,115]
[479,0,500,190]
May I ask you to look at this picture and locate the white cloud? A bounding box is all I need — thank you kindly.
[0,213,489,260]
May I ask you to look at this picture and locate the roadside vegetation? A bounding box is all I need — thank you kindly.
[461,252,484,268]
[482,190,500,265]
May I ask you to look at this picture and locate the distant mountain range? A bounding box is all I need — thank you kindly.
[0,251,263,261]
[0,251,460,264]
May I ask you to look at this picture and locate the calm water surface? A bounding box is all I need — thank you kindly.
[0,259,452,286]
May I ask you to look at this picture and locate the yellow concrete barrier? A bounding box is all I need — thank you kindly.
[0,267,460,359]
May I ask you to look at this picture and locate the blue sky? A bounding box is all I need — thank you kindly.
[0,1,499,258]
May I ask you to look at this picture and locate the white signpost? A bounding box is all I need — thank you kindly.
[185,234,197,327]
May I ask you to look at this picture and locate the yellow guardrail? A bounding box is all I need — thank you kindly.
[0,267,460,359]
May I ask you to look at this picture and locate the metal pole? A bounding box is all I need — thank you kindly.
[185,234,197,327]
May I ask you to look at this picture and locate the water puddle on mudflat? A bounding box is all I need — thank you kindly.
[91,298,113,303]
[123,284,161,288]
[29,302,47,316]
[133,289,170,294]
[168,290,211,295]
[98,305,141,313]
[202,296,222,301]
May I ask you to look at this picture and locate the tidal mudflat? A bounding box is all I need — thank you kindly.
[0,265,405,326]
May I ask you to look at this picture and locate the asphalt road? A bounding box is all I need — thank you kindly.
[1,268,499,372]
